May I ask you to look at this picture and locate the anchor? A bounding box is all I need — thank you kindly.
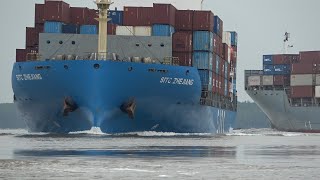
[63,97,78,116]
[120,98,136,119]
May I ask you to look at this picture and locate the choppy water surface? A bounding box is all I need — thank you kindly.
[0,128,320,179]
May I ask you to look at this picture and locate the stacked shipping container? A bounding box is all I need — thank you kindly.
[18,1,239,101]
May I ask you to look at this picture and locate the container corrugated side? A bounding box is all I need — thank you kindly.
[222,32,231,47]
[62,24,79,34]
[291,63,315,74]
[134,26,152,36]
[35,4,45,24]
[214,16,223,37]
[172,52,192,66]
[216,55,220,74]
[315,86,320,97]
[248,76,261,86]
[193,31,213,51]
[108,10,123,25]
[175,10,193,31]
[230,31,237,46]
[123,7,153,26]
[116,26,134,36]
[153,4,176,26]
[262,75,273,85]
[44,21,63,33]
[291,86,314,98]
[44,1,70,23]
[290,74,314,86]
[192,52,213,70]
[273,75,290,86]
[199,70,213,91]
[193,11,214,32]
[172,31,192,52]
[152,24,175,37]
[300,51,320,64]
[263,55,273,65]
[80,25,97,34]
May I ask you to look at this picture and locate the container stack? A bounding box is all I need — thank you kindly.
[290,51,320,98]
[17,1,120,61]
[262,54,299,87]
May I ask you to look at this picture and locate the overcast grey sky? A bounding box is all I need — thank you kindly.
[1,0,320,103]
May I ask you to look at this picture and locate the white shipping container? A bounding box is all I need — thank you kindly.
[290,74,313,86]
[134,26,152,36]
[263,75,273,85]
[316,74,320,85]
[227,46,231,63]
[116,26,134,36]
[248,76,261,86]
[222,32,231,46]
[315,86,320,97]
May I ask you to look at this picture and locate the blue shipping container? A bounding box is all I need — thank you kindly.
[214,16,222,36]
[263,65,274,75]
[192,52,213,70]
[152,24,175,37]
[198,70,213,91]
[62,24,79,34]
[80,25,98,34]
[274,65,290,75]
[193,31,213,52]
[216,55,220,74]
[263,55,273,65]
[230,31,238,46]
[108,10,123,25]
[44,21,63,33]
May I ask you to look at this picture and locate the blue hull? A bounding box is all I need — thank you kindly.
[12,60,236,134]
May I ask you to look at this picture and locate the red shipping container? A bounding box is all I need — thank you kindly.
[153,4,176,26]
[70,7,89,25]
[26,24,43,48]
[222,43,229,61]
[300,51,320,64]
[172,31,192,52]
[273,75,290,86]
[212,53,217,73]
[123,7,153,26]
[44,1,70,23]
[107,24,117,35]
[175,10,194,31]
[193,11,214,31]
[35,4,45,24]
[291,86,314,98]
[172,52,192,66]
[87,9,99,25]
[273,54,300,65]
[291,63,315,74]
[220,76,225,95]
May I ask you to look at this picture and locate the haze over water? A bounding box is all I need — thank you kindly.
[0,128,319,179]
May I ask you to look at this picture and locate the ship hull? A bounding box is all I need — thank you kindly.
[246,89,320,133]
[12,60,236,134]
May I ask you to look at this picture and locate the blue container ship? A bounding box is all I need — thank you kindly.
[12,0,238,134]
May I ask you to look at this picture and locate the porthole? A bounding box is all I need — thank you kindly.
[64,65,69,69]
[160,43,165,47]
[148,44,152,47]
[71,41,76,45]
[186,70,190,75]
[128,67,133,71]
[59,41,63,44]
[135,43,140,47]
[94,64,100,69]
[46,40,51,44]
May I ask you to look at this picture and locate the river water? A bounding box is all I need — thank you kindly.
[0,128,319,179]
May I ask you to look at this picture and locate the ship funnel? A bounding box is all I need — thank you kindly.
[95,0,113,60]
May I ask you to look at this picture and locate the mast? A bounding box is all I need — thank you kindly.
[201,0,205,10]
[95,0,113,60]
[283,32,293,54]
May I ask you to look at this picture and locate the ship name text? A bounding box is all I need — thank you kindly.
[160,77,194,86]
[16,74,43,81]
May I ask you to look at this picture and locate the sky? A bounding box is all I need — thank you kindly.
[1,0,320,103]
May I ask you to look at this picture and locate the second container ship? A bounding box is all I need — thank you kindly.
[12,0,238,134]
[245,35,320,132]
